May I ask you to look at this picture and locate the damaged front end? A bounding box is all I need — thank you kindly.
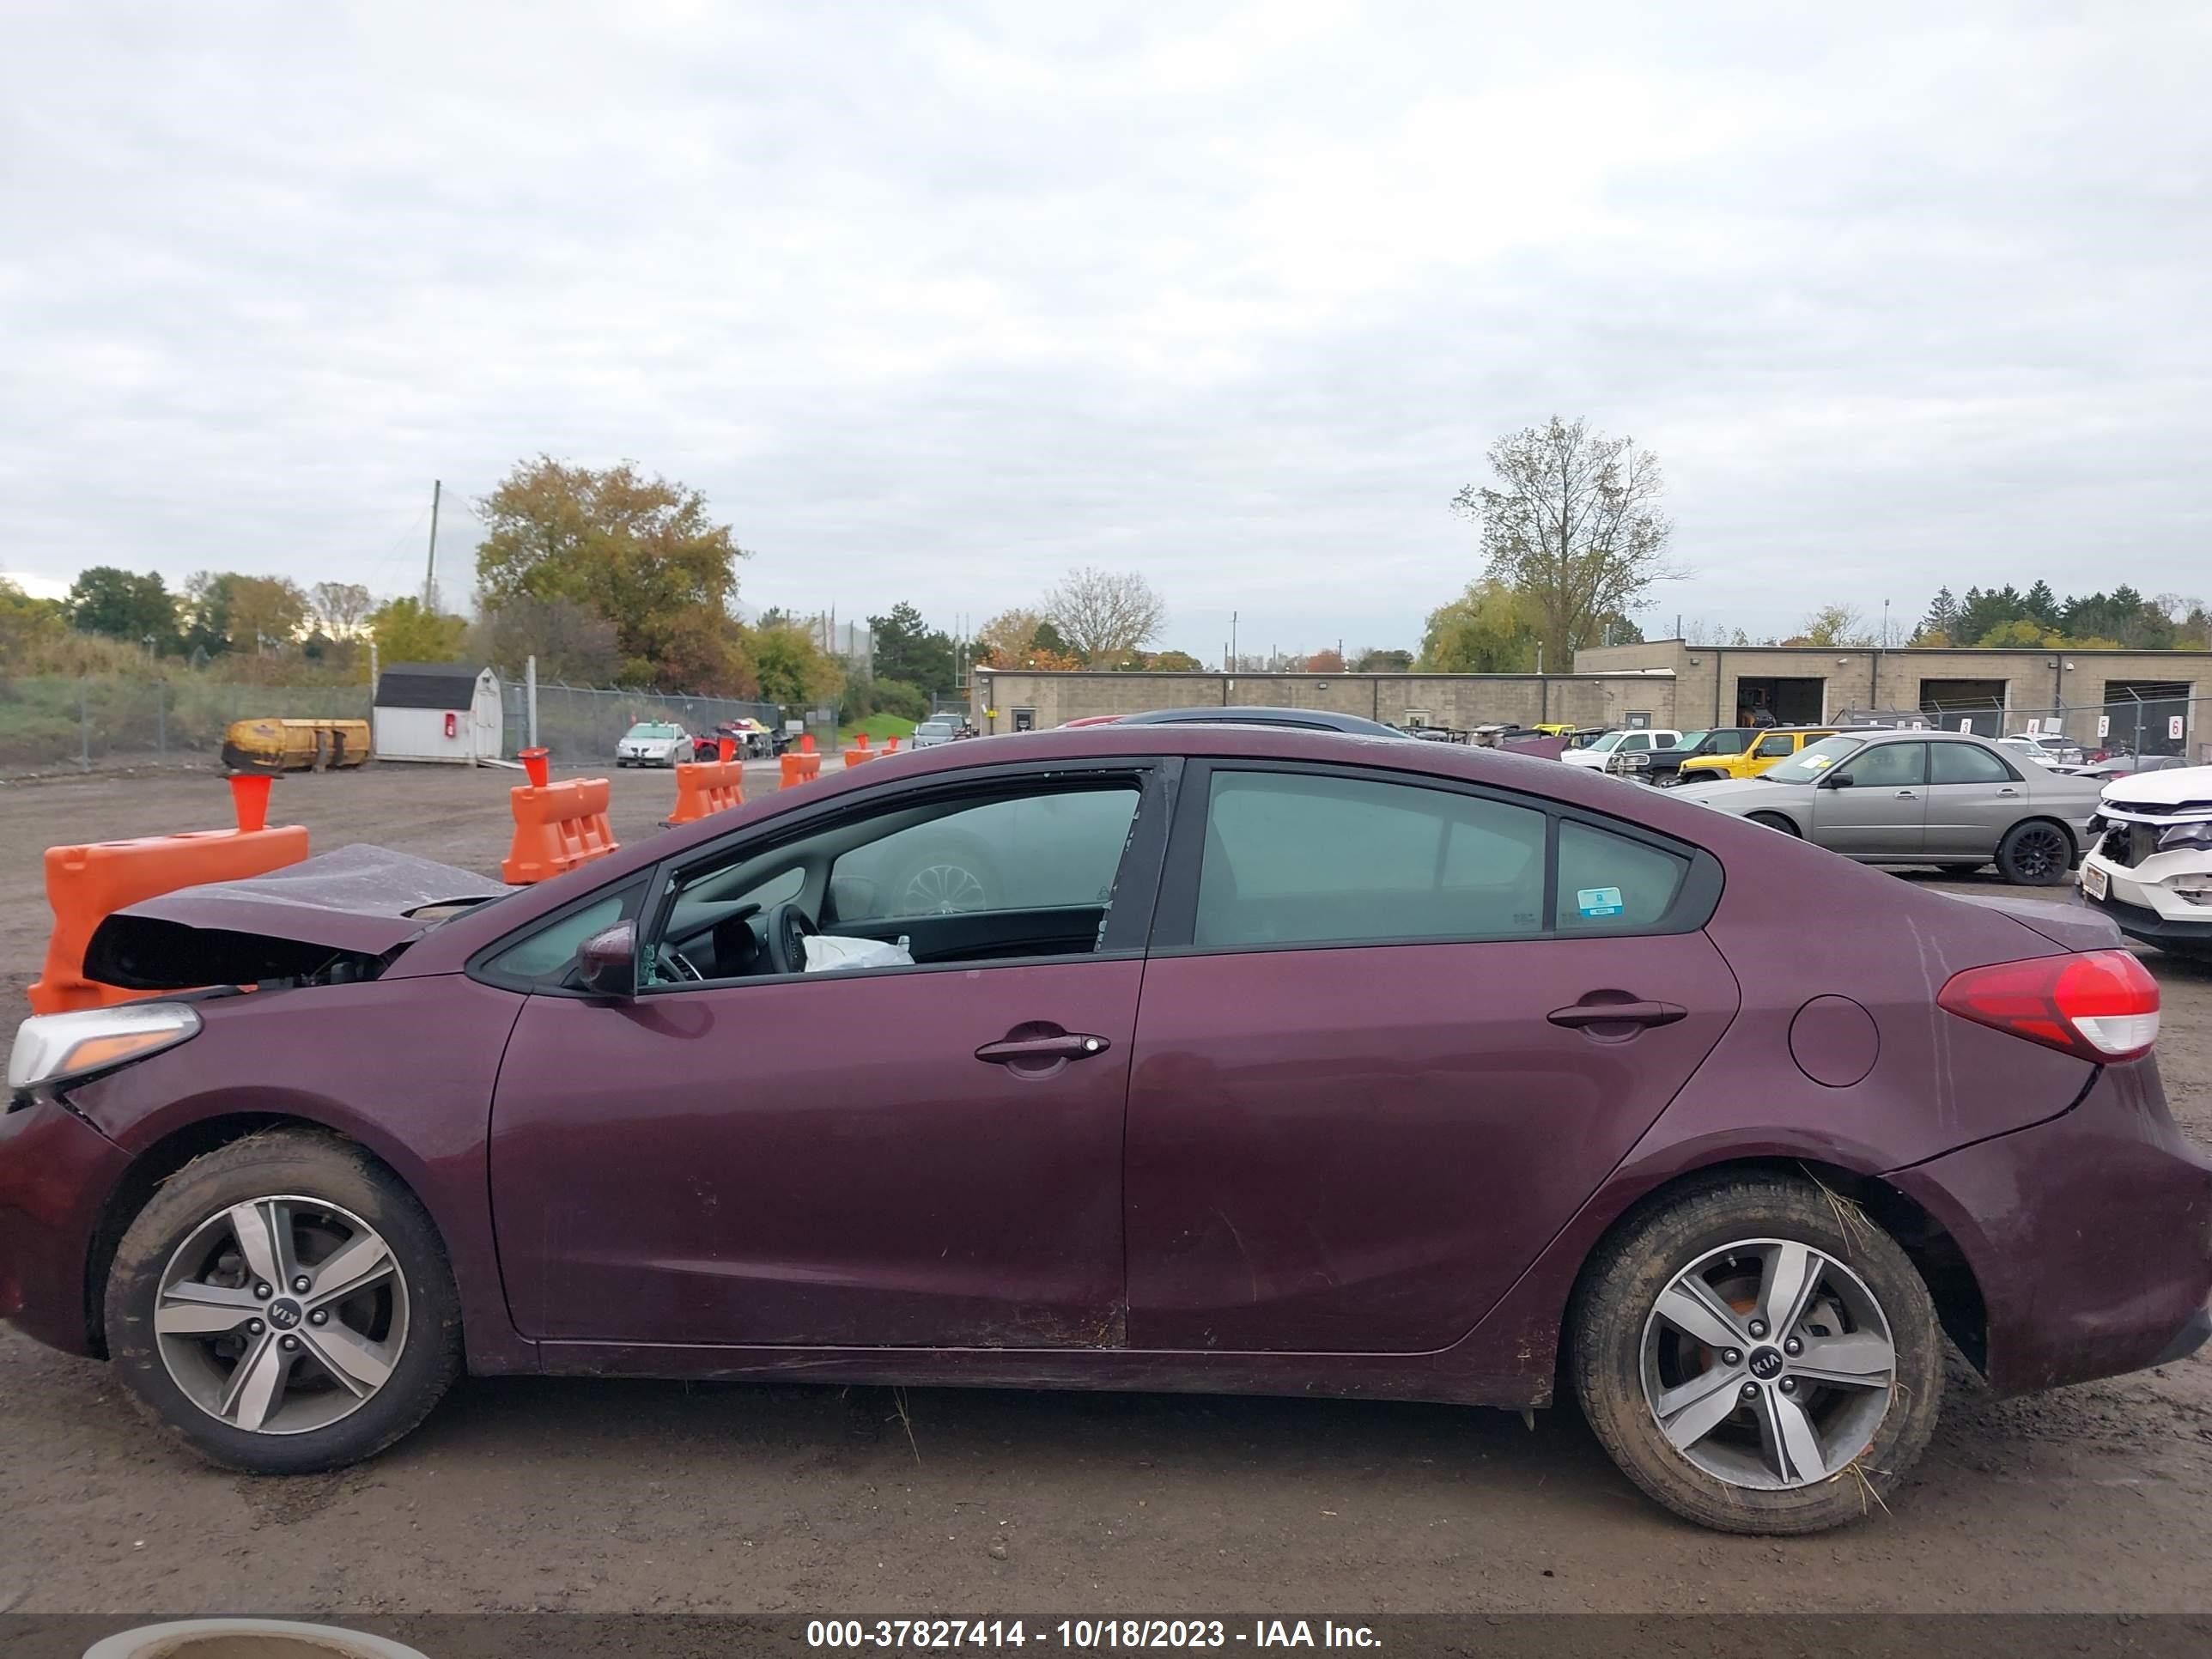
[2079,766,2212,957]
[79,844,514,996]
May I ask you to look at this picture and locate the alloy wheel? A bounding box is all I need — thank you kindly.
[2009,825,2068,882]
[1640,1238,1895,1490]
[154,1194,410,1436]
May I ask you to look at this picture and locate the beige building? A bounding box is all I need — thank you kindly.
[1573,641,2212,754]
[970,641,2212,757]
[969,668,1683,734]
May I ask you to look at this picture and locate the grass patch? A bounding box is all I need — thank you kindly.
[838,714,917,744]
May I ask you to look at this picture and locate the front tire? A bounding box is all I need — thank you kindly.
[1746,811,1801,836]
[1996,819,2073,886]
[1570,1171,1942,1534]
[104,1130,461,1474]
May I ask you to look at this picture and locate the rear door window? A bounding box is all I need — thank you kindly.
[1929,744,2017,785]
[1195,772,1547,947]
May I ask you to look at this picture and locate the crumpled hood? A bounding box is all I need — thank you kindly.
[2099,763,2212,824]
[83,844,512,989]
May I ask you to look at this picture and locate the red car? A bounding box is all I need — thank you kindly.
[4,726,2208,1534]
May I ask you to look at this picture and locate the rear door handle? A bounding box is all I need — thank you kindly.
[1895,789,1920,799]
[1547,1000,1686,1030]
[976,1033,1112,1065]
[1997,787,2020,797]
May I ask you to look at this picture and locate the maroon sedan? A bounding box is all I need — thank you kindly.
[4,726,2208,1534]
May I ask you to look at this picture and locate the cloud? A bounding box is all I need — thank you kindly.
[1,0,2206,659]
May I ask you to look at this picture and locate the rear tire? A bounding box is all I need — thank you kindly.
[1996,819,2073,886]
[104,1129,461,1475]
[1747,811,1801,836]
[1570,1171,1942,1534]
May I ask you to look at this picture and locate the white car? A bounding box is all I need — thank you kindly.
[616,720,689,768]
[1997,734,2084,770]
[1560,728,1684,775]
[2077,763,2212,960]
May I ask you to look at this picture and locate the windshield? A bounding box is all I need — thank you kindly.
[1585,732,1626,752]
[1763,735,1867,782]
[623,723,679,739]
[1674,730,1710,750]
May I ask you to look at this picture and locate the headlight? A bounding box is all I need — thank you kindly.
[2156,822,2212,854]
[8,1003,201,1092]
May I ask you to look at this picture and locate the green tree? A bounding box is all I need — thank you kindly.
[66,566,177,647]
[1451,416,1678,668]
[751,622,845,711]
[475,457,750,689]
[179,571,234,657]
[868,601,956,695]
[1977,617,2057,648]
[861,677,931,721]
[1351,647,1414,672]
[2022,580,2059,630]
[1790,604,1873,647]
[1956,585,2025,645]
[1419,579,1538,672]
[227,575,309,653]
[0,577,67,665]
[368,596,470,663]
[1914,586,1960,645]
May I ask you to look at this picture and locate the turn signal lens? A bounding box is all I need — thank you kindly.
[1936,950,2160,1063]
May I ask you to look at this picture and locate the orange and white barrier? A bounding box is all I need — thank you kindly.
[668,759,744,825]
[29,776,309,1014]
[501,777,618,884]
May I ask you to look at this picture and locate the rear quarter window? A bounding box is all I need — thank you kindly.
[1555,821,1689,930]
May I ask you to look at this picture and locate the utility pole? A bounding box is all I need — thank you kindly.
[422,479,442,613]
[1230,611,1238,672]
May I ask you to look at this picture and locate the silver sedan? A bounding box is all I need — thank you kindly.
[1670,729,2105,885]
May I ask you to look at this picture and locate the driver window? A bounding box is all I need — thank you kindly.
[1837,743,1927,788]
[651,780,1145,984]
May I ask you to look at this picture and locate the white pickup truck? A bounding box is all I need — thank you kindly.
[1559,728,1685,775]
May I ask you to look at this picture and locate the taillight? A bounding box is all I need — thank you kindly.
[1936,949,2160,1062]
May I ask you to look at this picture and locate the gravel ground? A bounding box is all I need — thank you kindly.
[1,762,2208,1616]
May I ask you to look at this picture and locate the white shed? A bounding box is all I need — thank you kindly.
[372,663,503,764]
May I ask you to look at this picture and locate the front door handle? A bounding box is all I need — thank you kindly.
[1547,1000,1687,1030]
[1894,789,1920,799]
[976,1031,1112,1065]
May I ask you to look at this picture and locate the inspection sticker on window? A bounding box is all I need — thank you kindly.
[1577,885,1625,918]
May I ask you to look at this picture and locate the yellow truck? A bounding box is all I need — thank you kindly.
[1674,726,1837,783]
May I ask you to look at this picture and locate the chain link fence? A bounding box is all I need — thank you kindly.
[504,680,787,763]
[1904,693,2212,762]
[0,675,374,779]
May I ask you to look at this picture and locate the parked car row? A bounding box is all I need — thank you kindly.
[7,717,2206,1540]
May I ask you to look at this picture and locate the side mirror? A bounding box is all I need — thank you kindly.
[576,921,638,999]
[1823,771,1855,788]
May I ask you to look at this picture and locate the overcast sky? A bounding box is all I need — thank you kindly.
[3,1,2207,659]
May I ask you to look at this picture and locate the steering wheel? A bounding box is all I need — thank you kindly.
[761,900,818,976]
[653,942,705,982]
